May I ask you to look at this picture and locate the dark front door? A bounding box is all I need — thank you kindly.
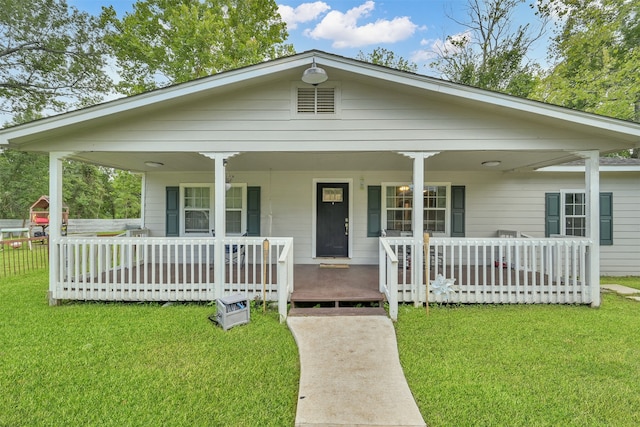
[316,182,349,257]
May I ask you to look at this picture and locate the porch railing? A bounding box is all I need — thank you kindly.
[379,238,399,321]
[51,236,294,304]
[380,236,593,305]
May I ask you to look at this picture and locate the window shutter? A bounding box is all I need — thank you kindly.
[367,186,381,237]
[247,186,261,236]
[599,192,613,245]
[166,186,179,237]
[545,193,561,237]
[451,186,466,237]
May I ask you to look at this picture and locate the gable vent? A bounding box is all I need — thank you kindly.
[297,87,335,114]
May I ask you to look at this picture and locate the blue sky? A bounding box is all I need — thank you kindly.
[72,0,551,75]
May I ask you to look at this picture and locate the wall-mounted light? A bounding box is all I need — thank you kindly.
[301,58,328,85]
[144,161,164,168]
[481,160,501,167]
[225,174,233,191]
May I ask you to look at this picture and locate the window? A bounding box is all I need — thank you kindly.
[382,184,450,234]
[225,185,245,234]
[563,192,585,236]
[182,185,212,235]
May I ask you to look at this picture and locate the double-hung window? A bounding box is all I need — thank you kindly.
[182,185,212,235]
[563,191,586,237]
[382,183,450,235]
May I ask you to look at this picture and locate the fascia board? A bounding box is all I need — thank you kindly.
[537,165,640,172]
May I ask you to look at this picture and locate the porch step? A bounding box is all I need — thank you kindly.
[288,306,387,317]
[289,293,386,317]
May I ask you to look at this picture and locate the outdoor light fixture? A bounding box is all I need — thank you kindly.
[144,161,164,168]
[301,58,328,85]
[481,160,501,167]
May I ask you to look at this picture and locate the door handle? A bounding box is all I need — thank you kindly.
[345,218,349,235]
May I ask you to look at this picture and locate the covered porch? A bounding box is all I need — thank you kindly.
[50,231,595,321]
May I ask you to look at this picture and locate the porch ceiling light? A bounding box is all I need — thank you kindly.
[144,161,164,168]
[481,160,501,167]
[301,58,328,85]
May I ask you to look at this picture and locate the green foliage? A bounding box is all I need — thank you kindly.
[111,170,142,219]
[535,0,640,124]
[397,293,640,426]
[0,0,112,123]
[101,0,295,95]
[356,47,418,73]
[0,151,49,219]
[430,0,546,96]
[0,270,299,426]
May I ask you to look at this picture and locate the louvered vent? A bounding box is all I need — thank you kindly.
[297,87,335,114]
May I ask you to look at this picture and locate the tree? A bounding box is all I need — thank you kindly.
[0,150,49,220]
[0,0,112,123]
[535,1,640,122]
[101,0,295,95]
[110,170,142,219]
[430,0,547,97]
[356,47,418,73]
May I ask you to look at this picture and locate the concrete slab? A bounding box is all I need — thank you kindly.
[288,316,426,427]
[601,284,640,295]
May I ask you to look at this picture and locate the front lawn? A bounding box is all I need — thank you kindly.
[2,271,639,426]
[396,286,640,427]
[0,270,299,426]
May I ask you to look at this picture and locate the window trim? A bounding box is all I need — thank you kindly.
[381,182,452,236]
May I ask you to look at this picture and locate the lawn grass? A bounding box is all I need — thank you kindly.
[396,289,640,427]
[3,270,639,426]
[0,270,299,426]
[601,275,640,291]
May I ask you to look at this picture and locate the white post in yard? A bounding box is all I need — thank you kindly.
[582,150,600,307]
[48,152,71,306]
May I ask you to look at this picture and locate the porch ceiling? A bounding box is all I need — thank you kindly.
[68,150,586,173]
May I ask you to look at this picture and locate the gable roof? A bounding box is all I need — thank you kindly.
[2,49,640,150]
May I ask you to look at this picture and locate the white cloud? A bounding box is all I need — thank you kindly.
[304,1,418,48]
[278,2,331,30]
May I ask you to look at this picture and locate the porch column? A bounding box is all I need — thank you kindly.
[201,152,239,299]
[48,152,71,305]
[401,152,439,305]
[581,150,600,307]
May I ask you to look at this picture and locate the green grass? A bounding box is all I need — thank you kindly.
[0,270,299,426]
[3,270,639,426]
[396,290,640,427]
[601,275,640,291]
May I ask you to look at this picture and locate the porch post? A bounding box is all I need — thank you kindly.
[48,152,70,305]
[401,152,439,305]
[201,152,239,299]
[582,151,600,307]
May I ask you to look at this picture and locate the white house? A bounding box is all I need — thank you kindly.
[1,51,639,320]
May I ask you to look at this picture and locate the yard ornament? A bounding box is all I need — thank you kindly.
[430,274,457,302]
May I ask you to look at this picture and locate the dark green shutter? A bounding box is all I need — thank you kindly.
[166,186,179,237]
[599,192,613,245]
[247,186,261,236]
[367,186,382,237]
[545,193,561,237]
[451,186,466,237]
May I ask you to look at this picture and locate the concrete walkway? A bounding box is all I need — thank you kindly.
[287,316,426,427]
[601,284,640,302]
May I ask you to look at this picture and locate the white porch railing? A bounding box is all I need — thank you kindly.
[51,236,294,306]
[379,239,399,321]
[380,236,594,306]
